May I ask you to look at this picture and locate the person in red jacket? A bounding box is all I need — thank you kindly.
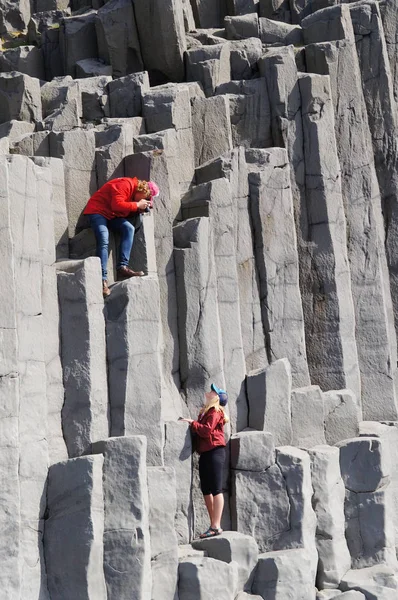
[84,177,159,297]
[180,384,229,538]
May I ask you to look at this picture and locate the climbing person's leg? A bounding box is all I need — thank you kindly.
[198,448,225,538]
[109,217,144,280]
[89,214,111,297]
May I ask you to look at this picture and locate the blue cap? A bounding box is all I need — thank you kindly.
[211,383,228,406]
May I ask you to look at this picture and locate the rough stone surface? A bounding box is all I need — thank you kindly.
[91,436,152,600]
[178,556,239,600]
[252,549,316,599]
[231,430,275,472]
[0,72,42,124]
[291,385,326,448]
[246,359,293,445]
[324,390,360,446]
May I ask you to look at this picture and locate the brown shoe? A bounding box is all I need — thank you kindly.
[102,280,111,298]
[116,266,144,281]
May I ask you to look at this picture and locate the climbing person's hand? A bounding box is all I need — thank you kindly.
[179,418,194,424]
[137,198,151,212]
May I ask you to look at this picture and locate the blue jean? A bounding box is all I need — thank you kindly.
[89,214,141,280]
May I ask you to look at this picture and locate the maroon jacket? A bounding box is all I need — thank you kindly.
[191,408,226,454]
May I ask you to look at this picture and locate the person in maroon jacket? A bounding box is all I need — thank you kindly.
[180,384,229,538]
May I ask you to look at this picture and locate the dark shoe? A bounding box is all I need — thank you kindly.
[116,266,144,281]
[199,527,223,539]
[102,280,111,298]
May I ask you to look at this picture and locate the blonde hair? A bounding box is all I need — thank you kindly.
[200,394,229,424]
[136,179,151,198]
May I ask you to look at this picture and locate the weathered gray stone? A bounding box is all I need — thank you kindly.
[125,150,183,412]
[178,556,239,600]
[27,9,69,45]
[309,446,351,588]
[0,45,45,79]
[247,359,293,446]
[181,179,248,432]
[108,71,150,118]
[235,593,263,600]
[349,1,398,353]
[224,14,260,40]
[191,95,233,167]
[45,455,107,600]
[323,390,360,446]
[259,0,292,21]
[381,0,398,112]
[259,17,303,44]
[216,79,272,148]
[49,128,97,235]
[134,0,186,83]
[192,532,259,592]
[143,84,192,133]
[148,466,178,600]
[359,421,398,552]
[333,593,365,599]
[60,11,98,77]
[57,258,109,457]
[91,436,152,600]
[0,119,35,142]
[78,75,111,121]
[337,437,390,493]
[76,58,113,78]
[229,38,262,79]
[248,148,310,388]
[105,277,164,465]
[252,549,316,599]
[302,4,352,44]
[190,0,226,27]
[0,136,9,154]
[231,430,275,472]
[94,121,144,187]
[163,421,193,544]
[291,385,326,448]
[95,0,143,78]
[304,5,398,421]
[0,0,30,34]
[226,0,257,15]
[0,72,42,124]
[174,217,225,416]
[41,27,63,80]
[340,565,398,599]
[298,72,361,396]
[40,76,76,118]
[186,44,231,97]
[233,446,316,558]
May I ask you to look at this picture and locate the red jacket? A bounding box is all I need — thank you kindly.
[191,408,226,454]
[84,177,140,220]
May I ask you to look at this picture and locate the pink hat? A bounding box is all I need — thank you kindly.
[148,181,160,198]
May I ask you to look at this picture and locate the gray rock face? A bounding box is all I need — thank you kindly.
[248,148,310,388]
[191,96,233,167]
[247,359,293,446]
[231,430,275,472]
[225,13,259,39]
[186,44,231,96]
[134,0,186,83]
[340,565,398,599]
[324,390,360,446]
[92,436,152,600]
[252,549,316,599]
[148,466,178,600]
[309,446,351,589]
[304,5,398,421]
[108,71,150,118]
[259,17,303,45]
[95,0,143,78]
[191,532,259,592]
[57,258,109,457]
[178,556,239,600]
[105,278,164,465]
[229,38,262,79]
[291,385,326,448]
[45,455,107,600]
[0,71,42,124]
[0,45,45,79]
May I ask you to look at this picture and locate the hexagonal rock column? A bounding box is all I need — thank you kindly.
[248,147,310,388]
[44,455,107,600]
[339,564,398,598]
[359,421,398,553]
[298,71,360,397]
[0,157,20,600]
[252,549,316,599]
[57,258,109,457]
[291,385,326,448]
[178,556,239,600]
[180,179,248,432]
[192,532,259,592]
[323,389,360,446]
[309,446,351,589]
[173,217,225,416]
[105,277,164,465]
[303,4,398,420]
[191,95,233,168]
[133,0,186,83]
[246,358,293,446]
[336,437,397,569]
[148,466,178,600]
[0,72,42,124]
[91,436,152,600]
[186,44,231,97]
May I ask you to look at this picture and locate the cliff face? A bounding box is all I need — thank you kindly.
[1,0,398,598]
